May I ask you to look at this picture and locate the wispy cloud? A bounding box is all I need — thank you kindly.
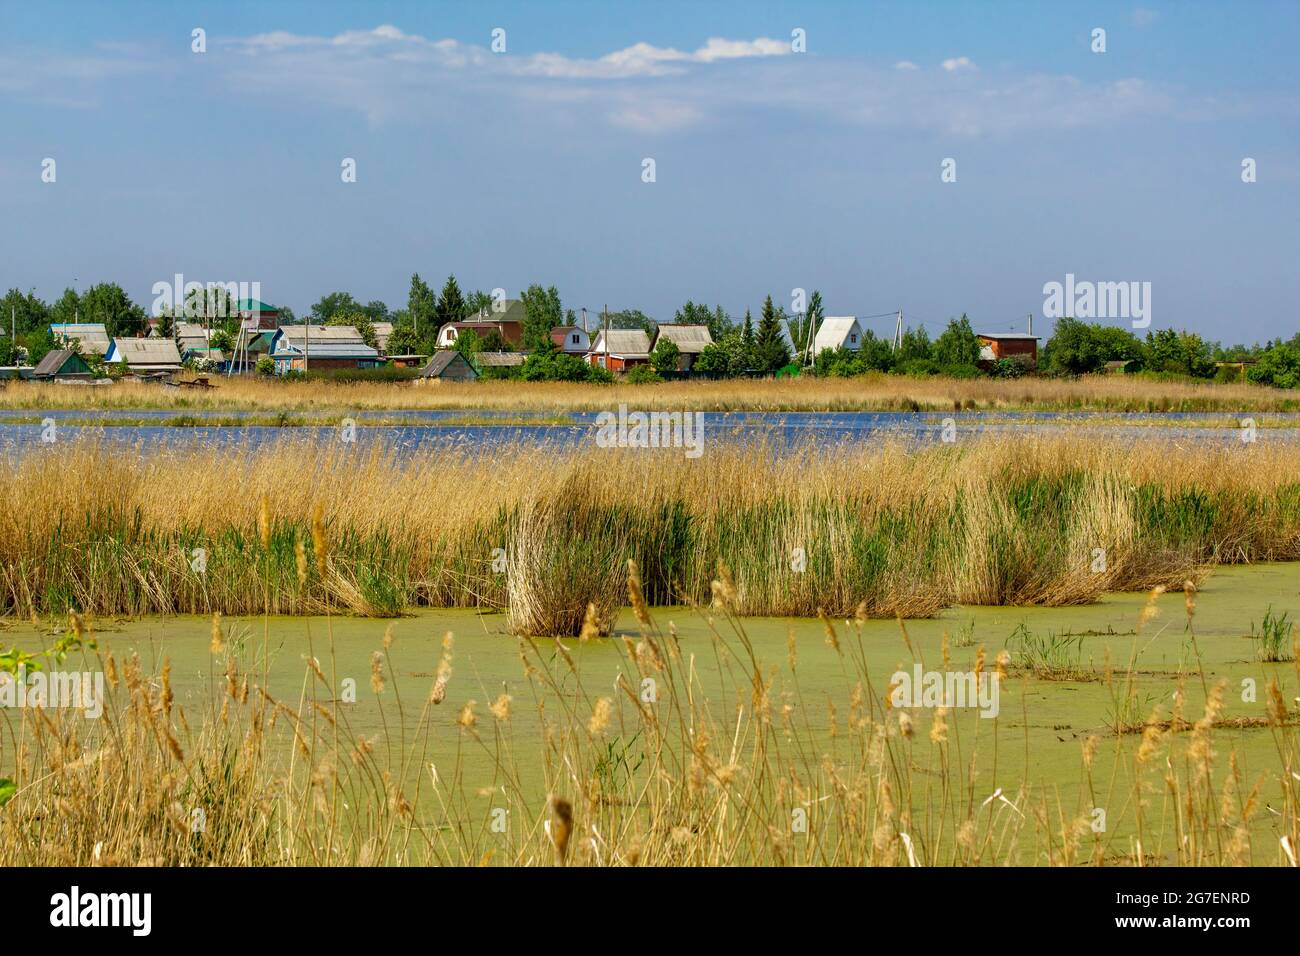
[0,23,1220,138]
[0,48,157,109]
[211,25,1202,136]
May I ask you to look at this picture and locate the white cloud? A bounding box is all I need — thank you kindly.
[230,26,789,80]
[0,22,1218,139]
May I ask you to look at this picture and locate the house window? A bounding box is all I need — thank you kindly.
[572,334,579,344]
[850,334,857,344]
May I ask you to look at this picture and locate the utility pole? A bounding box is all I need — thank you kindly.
[603,304,609,370]
[581,307,587,335]
[1028,313,1033,337]
[893,310,903,351]
[304,319,310,374]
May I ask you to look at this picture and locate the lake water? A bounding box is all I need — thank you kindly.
[2,408,1295,454]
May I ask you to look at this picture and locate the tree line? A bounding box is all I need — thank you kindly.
[3,278,1296,387]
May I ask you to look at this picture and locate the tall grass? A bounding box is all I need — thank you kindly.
[3,372,1299,414]
[5,434,1300,630]
[1,571,1296,866]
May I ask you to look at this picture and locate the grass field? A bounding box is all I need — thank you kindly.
[3,372,1299,414]
[4,432,1300,625]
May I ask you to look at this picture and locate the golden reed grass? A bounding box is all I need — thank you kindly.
[4,432,1300,629]
[1,569,1295,866]
[1,372,1297,414]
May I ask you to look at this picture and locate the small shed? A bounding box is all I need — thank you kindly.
[977,333,1040,368]
[587,329,652,372]
[386,353,428,369]
[812,317,864,355]
[475,352,528,369]
[550,325,591,354]
[104,337,183,375]
[652,325,714,370]
[420,351,479,382]
[32,349,92,380]
[51,323,111,356]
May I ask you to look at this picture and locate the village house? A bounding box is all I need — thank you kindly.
[474,352,528,374]
[812,316,863,356]
[371,321,394,354]
[436,319,524,350]
[550,325,590,354]
[386,353,428,369]
[463,299,527,324]
[977,332,1040,369]
[104,337,183,377]
[587,329,652,371]
[419,350,479,382]
[31,349,92,381]
[651,324,714,371]
[50,322,111,356]
[235,299,282,332]
[173,322,226,367]
[268,325,381,374]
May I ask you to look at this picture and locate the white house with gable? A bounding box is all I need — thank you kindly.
[812,316,864,356]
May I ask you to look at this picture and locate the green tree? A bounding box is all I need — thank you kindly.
[650,336,681,373]
[48,288,81,327]
[436,275,467,331]
[24,324,58,365]
[81,283,146,339]
[896,325,932,365]
[753,296,792,372]
[694,342,731,376]
[857,330,895,372]
[310,291,362,323]
[407,274,437,336]
[327,311,378,350]
[1248,336,1300,388]
[183,285,237,323]
[385,321,421,357]
[452,327,482,362]
[606,308,655,333]
[0,288,50,335]
[1145,328,1215,377]
[672,301,730,340]
[520,284,563,352]
[932,315,982,369]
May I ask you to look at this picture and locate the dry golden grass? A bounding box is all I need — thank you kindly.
[1,371,1297,414]
[3,432,1300,627]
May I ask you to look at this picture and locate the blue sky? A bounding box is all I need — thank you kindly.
[1,0,1297,342]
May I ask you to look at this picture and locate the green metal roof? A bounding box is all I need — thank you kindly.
[236,299,278,312]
